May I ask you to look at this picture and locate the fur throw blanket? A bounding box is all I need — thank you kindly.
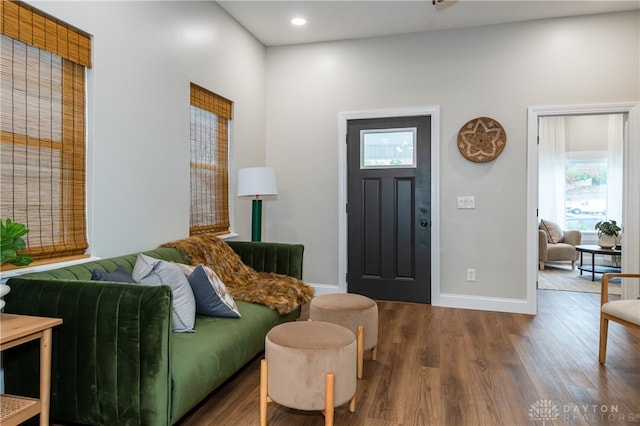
[160,234,314,314]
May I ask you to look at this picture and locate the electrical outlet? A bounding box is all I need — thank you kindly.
[467,268,476,281]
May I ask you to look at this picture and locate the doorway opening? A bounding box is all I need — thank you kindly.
[527,103,640,312]
[538,114,623,294]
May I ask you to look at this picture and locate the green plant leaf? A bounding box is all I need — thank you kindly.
[1,248,18,265]
[1,218,32,267]
[1,219,28,239]
[594,219,621,236]
[9,254,33,266]
[13,238,26,251]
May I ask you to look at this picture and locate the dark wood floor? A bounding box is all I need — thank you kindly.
[178,290,640,426]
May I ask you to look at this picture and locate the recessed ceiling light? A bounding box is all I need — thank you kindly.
[291,17,306,26]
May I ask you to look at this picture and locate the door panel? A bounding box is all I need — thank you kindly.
[347,115,431,303]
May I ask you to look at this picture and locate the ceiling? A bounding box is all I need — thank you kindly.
[216,0,639,47]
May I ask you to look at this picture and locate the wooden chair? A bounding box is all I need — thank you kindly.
[599,273,640,364]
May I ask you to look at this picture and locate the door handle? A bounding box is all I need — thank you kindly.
[420,220,429,227]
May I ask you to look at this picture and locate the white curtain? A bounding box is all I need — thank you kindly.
[538,117,566,227]
[607,114,624,225]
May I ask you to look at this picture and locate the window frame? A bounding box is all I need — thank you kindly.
[1,0,92,269]
[189,83,232,236]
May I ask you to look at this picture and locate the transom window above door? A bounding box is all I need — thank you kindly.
[360,128,416,169]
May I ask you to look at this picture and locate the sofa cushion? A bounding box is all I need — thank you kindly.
[175,263,241,318]
[540,219,563,244]
[133,253,196,332]
[91,265,135,283]
[169,301,300,423]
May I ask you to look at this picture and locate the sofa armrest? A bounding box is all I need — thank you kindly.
[226,241,304,279]
[562,230,582,246]
[3,277,173,426]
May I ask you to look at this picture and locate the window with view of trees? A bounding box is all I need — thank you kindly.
[539,114,623,232]
[564,160,607,230]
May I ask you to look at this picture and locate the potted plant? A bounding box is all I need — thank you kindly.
[1,218,33,267]
[594,219,621,249]
[1,218,33,310]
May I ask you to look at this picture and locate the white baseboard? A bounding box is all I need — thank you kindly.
[437,293,535,315]
[309,283,342,296]
[309,284,535,314]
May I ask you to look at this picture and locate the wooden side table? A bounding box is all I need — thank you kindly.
[0,313,62,426]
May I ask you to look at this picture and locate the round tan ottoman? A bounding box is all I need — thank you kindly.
[309,293,378,379]
[260,321,357,426]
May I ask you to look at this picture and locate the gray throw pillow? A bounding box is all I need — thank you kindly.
[133,253,196,332]
[91,265,135,283]
[174,263,241,318]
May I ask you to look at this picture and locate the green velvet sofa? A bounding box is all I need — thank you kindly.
[3,240,304,425]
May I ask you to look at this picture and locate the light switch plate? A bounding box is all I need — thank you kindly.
[457,196,475,209]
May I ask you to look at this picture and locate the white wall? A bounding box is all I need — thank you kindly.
[28,0,267,257]
[265,11,639,303]
[16,4,639,310]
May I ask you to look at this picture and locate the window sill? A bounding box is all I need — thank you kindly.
[1,255,100,282]
[217,233,239,240]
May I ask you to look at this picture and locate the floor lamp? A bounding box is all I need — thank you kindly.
[237,167,278,242]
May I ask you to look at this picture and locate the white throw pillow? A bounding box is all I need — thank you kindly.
[133,253,196,332]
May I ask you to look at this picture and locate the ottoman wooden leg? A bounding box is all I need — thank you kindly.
[260,359,268,426]
[357,325,364,379]
[372,345,378,361]
[266,321,356,424]
[323,372,335,426]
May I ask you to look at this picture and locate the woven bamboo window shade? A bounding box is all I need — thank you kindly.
[189,83,232,236]
[1,0,92,265]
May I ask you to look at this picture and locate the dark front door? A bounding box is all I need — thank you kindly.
[347,115,431,303]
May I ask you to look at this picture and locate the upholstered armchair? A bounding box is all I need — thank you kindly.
[599,273,640,363]
[538,219,582,270]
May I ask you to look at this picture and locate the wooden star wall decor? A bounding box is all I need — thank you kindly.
[457,117,507,163]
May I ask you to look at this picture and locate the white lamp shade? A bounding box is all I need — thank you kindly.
[237,167,278,197]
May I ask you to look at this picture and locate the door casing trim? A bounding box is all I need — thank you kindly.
[338,106,441,303]
[527,102,640,313]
